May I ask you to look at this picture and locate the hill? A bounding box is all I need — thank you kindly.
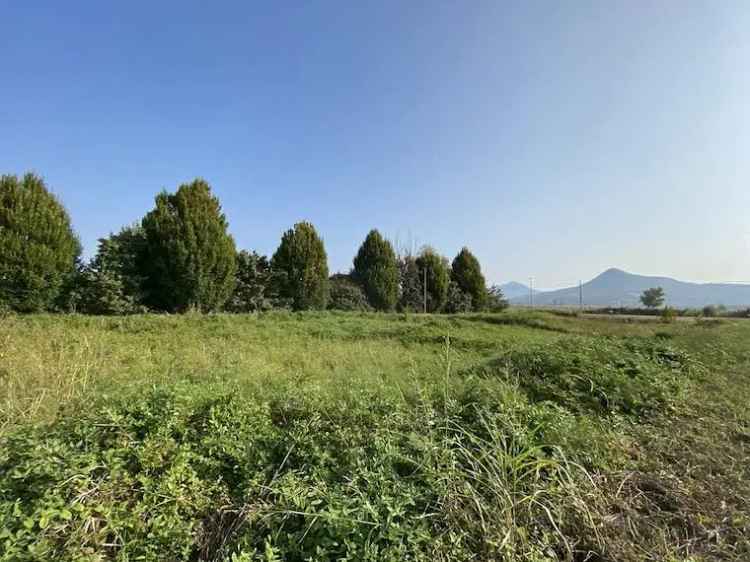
[499,281,539,301]
[509,268,750,308]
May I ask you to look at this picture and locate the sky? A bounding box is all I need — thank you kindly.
[2,1,749,289]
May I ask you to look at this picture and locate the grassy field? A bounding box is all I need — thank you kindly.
[1,311,748,561]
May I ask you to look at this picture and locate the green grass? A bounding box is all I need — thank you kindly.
[0,310,748,561]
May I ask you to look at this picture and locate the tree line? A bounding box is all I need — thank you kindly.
[0,173,508,314]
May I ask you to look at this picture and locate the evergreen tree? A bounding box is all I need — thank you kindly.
[141,179,236,312]
[227,250,273,312]
[415,247,450,313]
[0,173,81,311]
[271,222,329,310]
[352,229,399,311]
[451,247,487,311]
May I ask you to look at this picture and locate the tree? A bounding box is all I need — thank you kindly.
[328,274,371,312]
[59,265,140,315]
[444,281,473,313]
[450,247,487,311]
[227,250,273,312]
[271,221,329,310]
[352,229,399,311]
[486,285,509,312]
[398,255,423,312]
[141,179,236,312]
[92,225,148,306]
[0,173,81,312]
[415,247,450,313]
[640,287,665,309]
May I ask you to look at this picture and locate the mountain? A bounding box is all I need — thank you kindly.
[509,268,750,308]
[499,281,540,301]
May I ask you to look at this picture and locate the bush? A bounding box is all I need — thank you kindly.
[141,180,237,312]
[702,305,717,318]
[485,285,509,312]
[352,230,399,311]
[398,256,423,312]
[271,222,329,310]
[92,225,148,306]
[57,265,140,315]
[661,307,677,324]
[415,248,450,313]
[0,173,81,312]
[450,247,487,311]
[328,274,371,311]
[444,281,473,313]
[227,251,273,312]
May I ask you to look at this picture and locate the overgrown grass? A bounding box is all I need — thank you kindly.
[0,311,748,560]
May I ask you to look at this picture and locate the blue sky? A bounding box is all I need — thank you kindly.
[2,1,748,288]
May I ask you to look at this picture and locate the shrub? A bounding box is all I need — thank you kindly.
[661,307,677,323]
[271,222,329,310]
[227,251,273,312]
[398,256,423,312]
[415,247,450,313]
[328,274,371,311]
[702,305,717,318]
[352,230,399,311]
[444,281,473,313]
[141,179,237,312]
[450,247,487,311]
[0,173,81,312]
[93,225,148,306]
[62,265,141,315]
[485,284,509,312]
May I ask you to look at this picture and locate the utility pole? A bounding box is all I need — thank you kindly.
[529,277,534,308]
[423,267,428,314]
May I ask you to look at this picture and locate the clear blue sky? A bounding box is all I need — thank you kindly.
[2,1,748,288]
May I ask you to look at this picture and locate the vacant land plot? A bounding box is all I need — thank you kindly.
[1,311,748,561]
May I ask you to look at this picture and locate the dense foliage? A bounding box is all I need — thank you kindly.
[140,180,237,312]
[227,251,273,312]
[0,170,503,316]
[444,280,473,313]
[451,247,487,311]
[0,174,81,312]
[415,248,450,313]
[328,274,371,311]
[485,285,509,312]
[397,256,423,312]
[352,230,399,311]
[271,222,329,311]
[640,286,665,309]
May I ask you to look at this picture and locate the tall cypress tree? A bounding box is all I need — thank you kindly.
[141,179,236,312]
[352,229,399,311]
[0,173,81,311]
[271,222,329,310]
[451,247,487,311]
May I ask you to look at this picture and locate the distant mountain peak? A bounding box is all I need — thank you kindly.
[508,268,750,308]
[598,267,627,277]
